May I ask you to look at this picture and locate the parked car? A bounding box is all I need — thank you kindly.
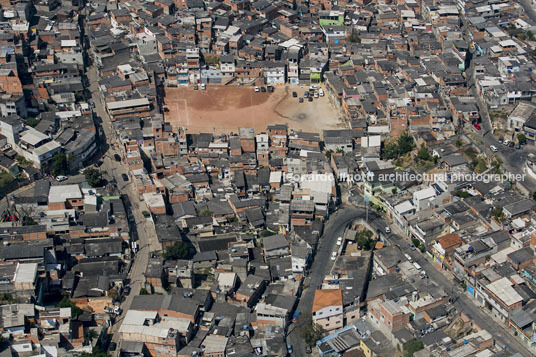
[314,92,319,98]
[109,342,117,351]
[508,141,515,148]
[287,344,293,354]
[498,136,504,144]
[306,345,312,354]
[331,251,337,260]
[473,123,481,130]
[304,91,308,98]
[319,89,324,97]
[56,175,68,182]
[201,83,206,90]
[515,143,521,149]
[385,227,391,234]
[123,286,131,295]
[193,84,198,90]
[490,145,498,152]
[114,154,121,162]
[299,97,304,103]
[336,237,343,245]
[122,173,129,182]
[261,86,266,92]
[292,91,297,97]
[254,86,260,92]
[267,85,274,92]
[308,96,313,102]
[95,160,103,167]
[503,139,510,146]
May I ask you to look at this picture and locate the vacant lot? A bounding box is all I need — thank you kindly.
[164,86,343,134]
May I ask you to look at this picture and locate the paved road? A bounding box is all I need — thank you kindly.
[386,225,533,356]
[87,65,160,351]
[519,0,536,22]
[462,16,536,193]
[286,206,378,355]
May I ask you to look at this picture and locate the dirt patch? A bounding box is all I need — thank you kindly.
[164,85,343,135]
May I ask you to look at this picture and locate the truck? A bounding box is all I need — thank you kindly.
[413,262,422,271]
[404,253,412,262]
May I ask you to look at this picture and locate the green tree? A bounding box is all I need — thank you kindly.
[355,229,374,250]
[58,296,84,318]
[139,288,149,295]
[349,27,360,43]
[470,158,487,174]
[22,217,37,226]
[455,138,464,148]
[417,146,432,161]
[412,238,421,248]
[15,155,32,168]
[50,153,70,176]
[455,190,471,198]
[533,191,536,201]
[204,55,220,66]
[84,328,98,344]
[403,339,424,357]
[26,117,40,127]
[84,168,103,187]
[527,30,535,41]
[298,314,324,346]
[162,240,189,260]
[381,132,415,160]
[397,132,416,155]
[517,134,527,145]
[260,230,276,237]
[198,209,212,216]
[491,207,506,223]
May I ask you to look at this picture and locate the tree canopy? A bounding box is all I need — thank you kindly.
[50,153,70,176]
[381,132,416,160]
[355,229,374,250]
[298,313,325,346]
[84,168,104,187]
[58,296,84,318]
[162,240,189,260]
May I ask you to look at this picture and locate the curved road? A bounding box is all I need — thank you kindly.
[286,206,532,356]
[286,206,376,356]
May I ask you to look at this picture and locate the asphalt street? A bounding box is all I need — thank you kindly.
[87,64,160,351]
[387,227,532,356]
[286,206,377,356]
[462,11,536,193]
[286,204,532,356]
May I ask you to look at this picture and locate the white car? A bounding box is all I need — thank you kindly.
[254,86,260,92]
[503,140,510,146]
[314,92,319,98]
[331,251,337,260]
[319,89,324,97]
[336,237,343,245]
[56,175,68,182]
[385,227,391,234]
[201,83,206,90]
[490,145,498,152]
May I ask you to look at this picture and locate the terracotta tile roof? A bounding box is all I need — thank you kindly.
[312,289,343,312]
[436,233,462,249]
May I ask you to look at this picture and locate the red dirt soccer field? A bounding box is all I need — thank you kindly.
[164,85,342,134]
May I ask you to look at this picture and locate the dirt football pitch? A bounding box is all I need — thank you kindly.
[163,85,343,135]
